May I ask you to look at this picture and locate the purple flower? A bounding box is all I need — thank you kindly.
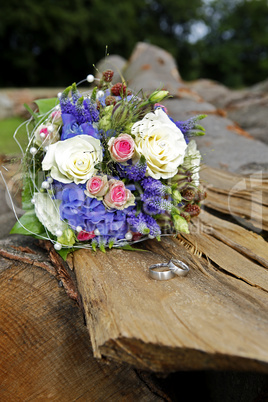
[127,211,161,237]
[61,114,99,140]
[141,177,166,196]
[53,181,132,242]
[117,158,147,181]
[142,196,173,215]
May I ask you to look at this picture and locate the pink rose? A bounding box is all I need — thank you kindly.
[85,175,109,198]
[34,123,60,148]
[103,179,135,210]
[77,230,96,241]
[154,103,168,114]
[51,110,62,124]
[108,133,135,163]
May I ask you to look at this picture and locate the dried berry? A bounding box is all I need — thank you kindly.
[105,96,117,106]
[102,69,114,82]
[111,83,127,96]
[182,189,195,201]
[184,204,201,217]
[180,212,191,222]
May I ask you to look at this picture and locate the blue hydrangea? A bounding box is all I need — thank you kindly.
[53,182,132,244]
[61,114,100,140]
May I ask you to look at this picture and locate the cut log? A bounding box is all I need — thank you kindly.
[68,164,268,373]
[200,165,268,232]
[72,221,268,373]
[0,242,169,401]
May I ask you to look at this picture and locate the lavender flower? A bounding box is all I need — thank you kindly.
[117,157,147,181]
[140,177,167,196]
[142,196,173,215]
[127,211,161,237]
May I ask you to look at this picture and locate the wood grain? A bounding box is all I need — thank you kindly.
[0,254,166,401]
[200,165,268,231]
[70,165,268,373]
[73,222,268,373]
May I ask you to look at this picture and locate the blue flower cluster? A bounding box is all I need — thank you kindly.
[60,85,100,140]
[117,158,147,182]
[127,211,161,238]
[54,182,132,246]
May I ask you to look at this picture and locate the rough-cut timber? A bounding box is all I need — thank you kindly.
[72,225,268,373]
[70,164,268,373]
[200,165,268,232]
[0,243,168,401]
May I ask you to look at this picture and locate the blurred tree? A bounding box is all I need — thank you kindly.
[0,0,202,87]
[193,0,268,87]
[0,0,267,88]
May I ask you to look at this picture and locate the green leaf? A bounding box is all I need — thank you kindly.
[10,210,46,236]
[118,244,149,252]
[34,98,59,115]
[56,247,75,261]
[24,103,39,121]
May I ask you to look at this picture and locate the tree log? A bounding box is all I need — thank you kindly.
[69,165,268,373]
[200,165,268,232]
[0,238,170,401]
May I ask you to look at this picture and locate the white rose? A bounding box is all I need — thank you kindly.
[42,135,103,184]
[34,193,67,236]
[34,123,60,148]
[131,108,187,179]
[183,140,201,186]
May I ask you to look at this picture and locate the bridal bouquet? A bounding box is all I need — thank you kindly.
[11,69,206,258]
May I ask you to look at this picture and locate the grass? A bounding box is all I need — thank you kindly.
[0,117,28,154]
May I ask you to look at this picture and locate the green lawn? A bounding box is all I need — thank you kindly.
[0,117,28,154]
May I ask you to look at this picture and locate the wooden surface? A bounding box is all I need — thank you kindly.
[70,165,268,374]
[0,244,168,401]
[200,165,268,232]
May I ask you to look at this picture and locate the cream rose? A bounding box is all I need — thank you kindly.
[42,135,103,184]
[131,108,187,179]
[183,140,201,186]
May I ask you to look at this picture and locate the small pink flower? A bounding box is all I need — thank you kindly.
[34,123,60,148]
[77,230,96,241]
[103,179,135,210]
[85,175,108,198]
[40,127,49,137]
[51,110,62,124]
[108,133,135,163]
[154,103,168,114]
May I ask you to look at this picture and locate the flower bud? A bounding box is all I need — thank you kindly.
[149,90,169,103]
[173,214,189,233]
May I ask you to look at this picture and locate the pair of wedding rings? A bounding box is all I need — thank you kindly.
[149,258,189,280]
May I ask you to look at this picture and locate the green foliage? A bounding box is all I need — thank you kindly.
[56,247,75,260]
[193,0,268,87]
[0,117,27,154]
[34,98,59,115]
[10,209,47,238]
[0,0,202,87]
[0,0,267,88]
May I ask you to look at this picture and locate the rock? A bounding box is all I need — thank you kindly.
[164,97,268,173]
[187,78,268,145]
[96,55,127,84]
[123,42,187,97]
[0,94,14,119]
